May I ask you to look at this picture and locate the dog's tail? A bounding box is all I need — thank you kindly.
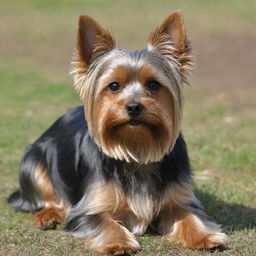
[8,189,35,213]
[7,145,46,213]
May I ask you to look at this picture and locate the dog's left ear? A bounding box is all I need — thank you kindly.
[148,11,193,83]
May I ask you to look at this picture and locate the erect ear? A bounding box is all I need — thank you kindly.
[77,15,115,67]
[148,11,192,83]
[148,11,186,52]
[71,16,116,99]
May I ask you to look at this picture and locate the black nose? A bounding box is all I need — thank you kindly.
[125,102,144,117]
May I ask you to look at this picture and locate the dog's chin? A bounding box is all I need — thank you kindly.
[98,119,172,164]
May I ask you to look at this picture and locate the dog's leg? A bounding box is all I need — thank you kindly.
[167,211,228,249]
[84,216,139,255]
[8,145,69,229]
[65,182,140,255]
[31,166,69,230]
[156,183,228,249]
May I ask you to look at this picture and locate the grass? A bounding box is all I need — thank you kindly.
[0,0,256,255]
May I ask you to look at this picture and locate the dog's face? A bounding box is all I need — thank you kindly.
[90,50,182,164]
[71,12,192,163]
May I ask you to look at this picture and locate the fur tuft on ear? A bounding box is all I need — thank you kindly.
[148,11,193,84]
[70,15,116,99]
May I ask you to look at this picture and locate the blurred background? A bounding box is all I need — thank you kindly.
[0,1,255,255]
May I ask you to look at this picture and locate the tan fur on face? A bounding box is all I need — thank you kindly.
[91,63,181,164]
[70,12,193,164]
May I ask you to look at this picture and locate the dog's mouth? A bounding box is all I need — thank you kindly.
[125,119,157,130]
[127,120,143,126]
[106,117,159,131]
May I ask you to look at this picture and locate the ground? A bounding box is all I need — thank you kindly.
[0,0,255,255]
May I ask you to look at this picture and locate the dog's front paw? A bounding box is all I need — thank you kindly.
[88,239,139,255]
[85,220,140,255]
[168,215,229,250]
[182,232,228,249]
[95,243,139,255]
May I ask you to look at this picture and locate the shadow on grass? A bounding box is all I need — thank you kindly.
[195,189,256,231]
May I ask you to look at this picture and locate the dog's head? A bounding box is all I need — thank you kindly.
[71,12,193,164]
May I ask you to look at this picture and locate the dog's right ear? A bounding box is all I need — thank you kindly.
[77,15,116,67]
[72,16,116,99]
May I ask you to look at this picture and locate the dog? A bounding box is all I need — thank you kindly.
[8,11,228,255]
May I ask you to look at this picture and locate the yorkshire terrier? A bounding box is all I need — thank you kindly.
[8,11,228,255]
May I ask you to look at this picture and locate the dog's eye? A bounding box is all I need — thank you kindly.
[147,81,161,91]
[109,82,120,92]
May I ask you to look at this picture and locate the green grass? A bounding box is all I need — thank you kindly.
[1,0,256,255]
